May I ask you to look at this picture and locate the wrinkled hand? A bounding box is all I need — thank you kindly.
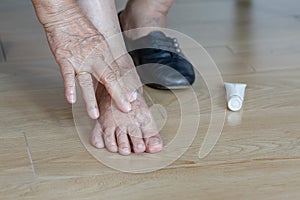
[31,0,138,119]
[45,16,138,118]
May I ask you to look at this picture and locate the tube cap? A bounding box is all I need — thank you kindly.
[228,96,243,111]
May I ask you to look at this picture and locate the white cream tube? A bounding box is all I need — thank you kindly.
[224,82,247,111]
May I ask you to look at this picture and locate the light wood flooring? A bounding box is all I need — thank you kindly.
[1,0,300,199]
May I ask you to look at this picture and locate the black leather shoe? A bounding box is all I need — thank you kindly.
[119,14,195,89]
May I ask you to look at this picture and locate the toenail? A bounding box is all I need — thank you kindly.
[110,145,118,152]
[95,142,100,148]
[150,138,161,144]
[137,143,144,149]
[122,147,130,153]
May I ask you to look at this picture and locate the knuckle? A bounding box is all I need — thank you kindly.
[64,77,75,87]
[111,62,121,75]
[101,71,118,84]
[61,66,74,78]
[56,48,72,58]
[65,82,75,89]
[62,69,74,77]
[116,56,135,70]
[79,78,93,88]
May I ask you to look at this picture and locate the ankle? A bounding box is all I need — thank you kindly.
[147,0,174,16]
[120,0,173,39]
[129,0,173,17]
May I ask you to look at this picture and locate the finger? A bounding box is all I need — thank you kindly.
[77,73,99,119]
[130,90,138,102]
[61,66,76,104]
[90,121,104,149]
[119,72,140,103]
[103,127,118,153]
[91,45,134,111]
[116,127,131,156]
[56,56,77,104]
[128,125,146,153]
[115,55,141,102]
[105,80,132,112]
[94,63,132,113]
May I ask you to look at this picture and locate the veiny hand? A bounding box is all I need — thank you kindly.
[32,0,136,119]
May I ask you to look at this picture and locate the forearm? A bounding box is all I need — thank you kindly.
[32,0,83,26]
[77,0,121,37]
[32,0,103,50]
[77,0,127,61]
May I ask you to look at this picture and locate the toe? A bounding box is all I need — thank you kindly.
[128,125,146,153]
[141,119,162,153]
[116,127,131,156]
[145,134,163,153]
[90,121,104,149]
[103,127,118,153]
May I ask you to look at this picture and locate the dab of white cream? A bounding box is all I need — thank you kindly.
[224,82,247,112]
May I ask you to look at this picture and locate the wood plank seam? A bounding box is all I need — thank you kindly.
[0,35,7,61]
[224,45,256,73]
[23,132,38,179]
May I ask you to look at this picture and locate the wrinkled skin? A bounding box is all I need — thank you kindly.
[78,0,172,155]
[91,84,163,155]
[32,0,134,119]
[31,0,173,155]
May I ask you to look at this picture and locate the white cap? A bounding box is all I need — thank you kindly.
[227,95,243,111]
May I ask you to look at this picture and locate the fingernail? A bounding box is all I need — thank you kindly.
[91,108,99,118]
[70,94,75,103]
[130,91,138,102]
[123,102,132,112]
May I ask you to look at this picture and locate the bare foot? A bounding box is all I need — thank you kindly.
[76,0,168,155]
[90,83,163,156]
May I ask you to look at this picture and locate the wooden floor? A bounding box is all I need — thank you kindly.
[1,0,300,199]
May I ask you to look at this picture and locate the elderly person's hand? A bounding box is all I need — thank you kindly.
[32,0,135,119]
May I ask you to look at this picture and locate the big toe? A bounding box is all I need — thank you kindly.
[145,135,163,153]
